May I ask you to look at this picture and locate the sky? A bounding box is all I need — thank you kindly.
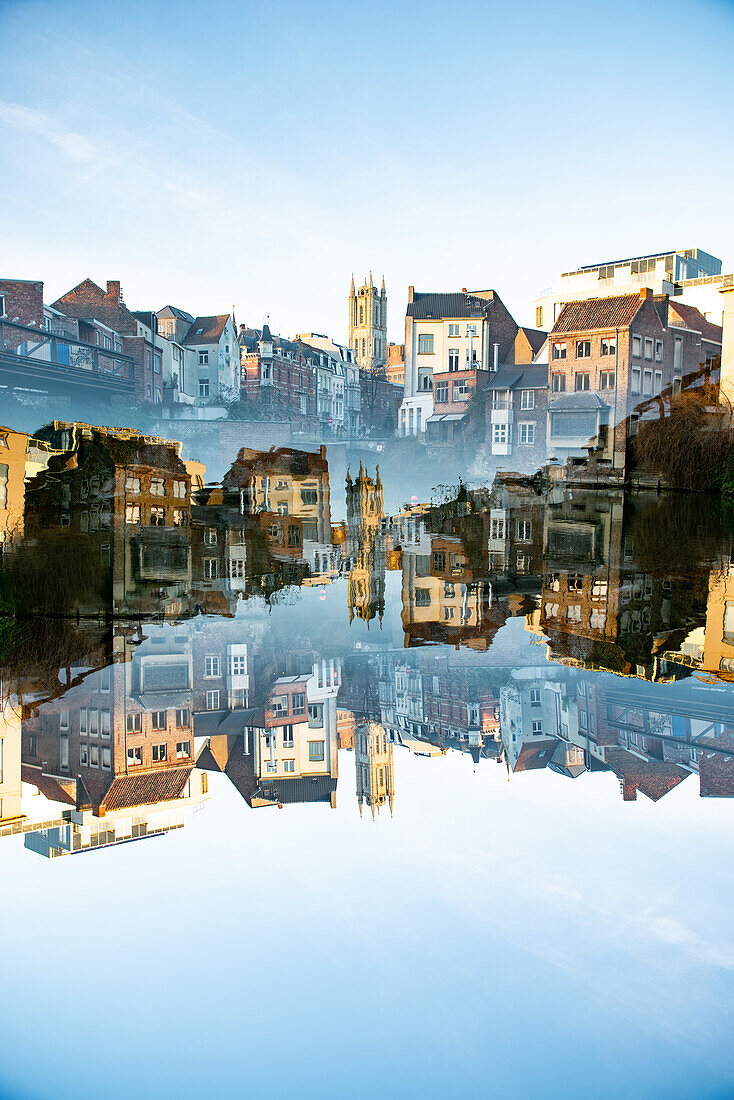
[1,0,733,343]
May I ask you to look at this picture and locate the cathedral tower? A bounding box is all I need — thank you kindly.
[348,273,387,372]
[355,721,394,819]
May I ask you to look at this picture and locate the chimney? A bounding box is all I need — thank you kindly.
[105,280,121,304]
[408,285,414,303]
[639,287,653,301]
[462,287,467,294]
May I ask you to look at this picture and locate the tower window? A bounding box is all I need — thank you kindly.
[359,305,363,324]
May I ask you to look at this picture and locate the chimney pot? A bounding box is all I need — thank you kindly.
[640,287,652,300]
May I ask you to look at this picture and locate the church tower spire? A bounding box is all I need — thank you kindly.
[347,272,387,374]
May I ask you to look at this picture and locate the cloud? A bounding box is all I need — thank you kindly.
[0,101,99,162]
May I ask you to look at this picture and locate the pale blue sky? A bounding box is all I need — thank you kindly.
[1,0,733,341]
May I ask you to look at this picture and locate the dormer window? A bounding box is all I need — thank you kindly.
[196,328,204,335]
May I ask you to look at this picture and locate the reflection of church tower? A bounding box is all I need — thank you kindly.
[355,721,394,819]
[345,464,385,625]
[348,273,387,372]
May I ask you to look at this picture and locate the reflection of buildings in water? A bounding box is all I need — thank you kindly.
[23,426,194,617]
[345,464,386,625]
[195,657,342,809]
[0,426,60,548]
[355,721,394,818]
[0,695,23,826]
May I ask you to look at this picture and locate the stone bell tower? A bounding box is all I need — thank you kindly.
[348,272,387,373]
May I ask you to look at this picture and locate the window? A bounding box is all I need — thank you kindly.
[632,335,642,357]
[448,349,460,372]
[552,342,567,360]
[536,306,543,328]
[231,654,246,676]
[601,337,616,356]
[100,710,111,738]
[566,604,581,621]
[205,655,221,678]
[80,743,89,765]
[302,694,325,728]
[125,504,140,524]
[150,477,164,496]
[293,691,306,715]
[551,373,566,392]
[466,325,477,336]
[644,337,654,360]
[150,506,165,525]
[452,380,469,401]
[176,741,191,759]
[519,422,535,445]
[229,558,246,578]
[272,694,289,717]
[102,747,111,769]
[532,720,543,735]
[490,517,505,539]
[152,710,166,731]
[643,369,653,395]
[206,689,220,711]
[199,379,210,397]
[631,367,641,394]
[204,558,218,579]
[448,324,459,337]
[282,725,294,748]
[654,370,662,394]
[204,527,217,546]
[516,520,532,541]
[172,508,186,527]
[434,381,448,403]
[575,372,590,391]
[125,475,140,493]
[127,746,142,766]
[176,708,190,728]
[655,340,663,362]
[492,423,507,445]
[520,390,534,410]
[152,743,168,762]
[530,688,541,707]
[432,550,446,572]
[575,340,591,358]
[308,740,325,762]
[674,337,682,371]
[599,370,615,389]
[198,351,209,365]
[126,713,142,733]
[417,334,435,356]
[283,759,295,773]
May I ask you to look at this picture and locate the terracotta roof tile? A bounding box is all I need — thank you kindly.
[551,294,645,334]
[183,315,229,345]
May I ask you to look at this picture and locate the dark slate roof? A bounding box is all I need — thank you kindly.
[518,327,548,355]
[549,392,609,411]
[406,291,490,320]
[182,315,229,345]
[157,305,194,322]
[551,294,645,334]
[261,323,273,341]
[486,364,548,391]
[603,748,689,802]
[258,775,337,805]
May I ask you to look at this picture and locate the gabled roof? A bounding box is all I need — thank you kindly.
[513,739,557,772]
[99,767,193,812]
[604,748,688,802]
[551,294,649,334]
[407,291,491,320]
[518,327,548,356]
[182,315,230,345]
[668,300,723,344]
[157,305,194,322]
[51,278,138,336]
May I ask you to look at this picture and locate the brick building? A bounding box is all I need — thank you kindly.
[52,279,163,403]
[239,324,318,430]
[547,289,722,472]
[485,364,548,468]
